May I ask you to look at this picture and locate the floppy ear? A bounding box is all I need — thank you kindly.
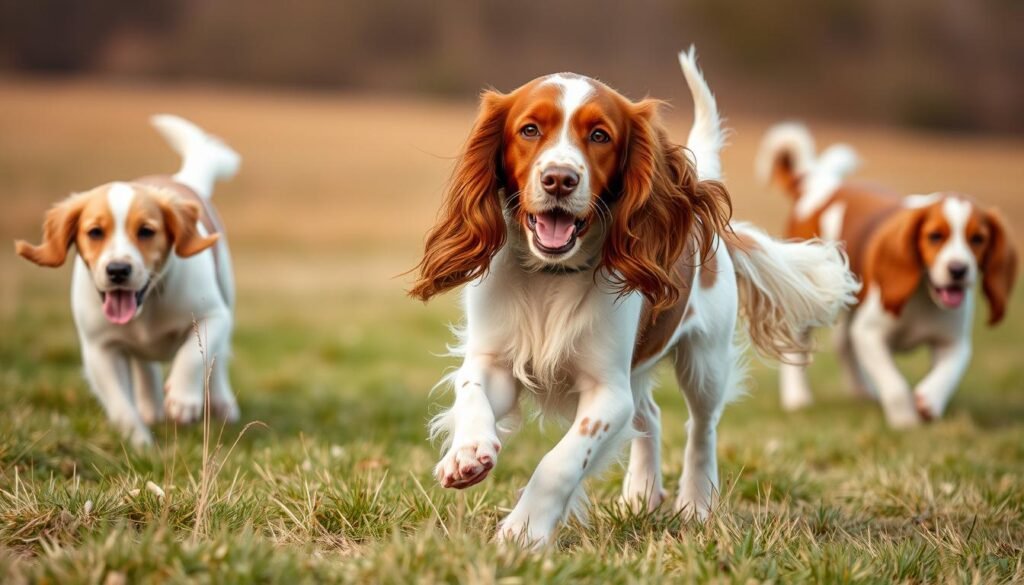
[410,90,509,301]
[160,196,219,257]
[14,195,87,267]
[601,100,731,310]
[981,208,1017,325]
[864,208,925,316]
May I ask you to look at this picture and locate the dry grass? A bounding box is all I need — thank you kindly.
[1,79,1022,583]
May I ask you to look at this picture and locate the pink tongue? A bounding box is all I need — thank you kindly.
[937,287,965,308]
[534,212,575,249]
[102,290,138,325]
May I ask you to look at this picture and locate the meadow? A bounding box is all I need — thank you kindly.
[1,80,1022,583]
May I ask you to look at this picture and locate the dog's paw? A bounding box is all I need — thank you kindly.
[137,400,164,426]
[210,394,240,423]
[620,486,669,513]
[914,393,939,422]
[435,436,500,489]
[884,403,922,429]
[164,386,204,425]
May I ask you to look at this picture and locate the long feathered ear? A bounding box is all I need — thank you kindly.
[410,90,509,301]
[159,196,219,258]
[981,208,1017,325]
[14,194,87,267]
[864,208,926,315]
[601,99,731,310]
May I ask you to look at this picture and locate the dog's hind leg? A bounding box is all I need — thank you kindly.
[621,371,668,512]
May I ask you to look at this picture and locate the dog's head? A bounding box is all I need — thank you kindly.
[867,193,1017,324]
[15,181,217,324]
[410,74,731,309]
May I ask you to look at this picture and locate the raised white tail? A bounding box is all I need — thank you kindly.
[756,122,859,218]
[726,222,860,361]
[678,45,725,182]
[150,114,240,199]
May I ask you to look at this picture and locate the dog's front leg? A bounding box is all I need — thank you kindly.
[164,309,233,425]
[914,341,971,420]
[850,307,919,428]
[82,343,152,446]
[497,374,634,548]
[435,353,518,489]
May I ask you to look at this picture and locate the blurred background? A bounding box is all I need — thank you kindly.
[2,0,1023,132]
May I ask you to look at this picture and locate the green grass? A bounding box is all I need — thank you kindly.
[2,277,1023,584]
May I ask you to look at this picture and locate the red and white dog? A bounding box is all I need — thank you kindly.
[411,49,858,546]
[15,115,241,446]
[758,123,1018,427]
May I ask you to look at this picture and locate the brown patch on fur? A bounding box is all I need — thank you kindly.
[632,240,698,365]
[579,417,591,435]
[589,420,601,437]
[409,90,512,301]
[979,209,1017,325]
[603,422,610,432]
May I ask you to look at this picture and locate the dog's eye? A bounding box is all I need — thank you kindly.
[137,226,156,240]
[970,233,986,246]
[87,227,104,240]
[927,231,944,243]
[590,129,610,144]
[520,124,540,139]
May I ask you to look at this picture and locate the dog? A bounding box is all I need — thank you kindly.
[410,49,859,546]
[15,115,241,446]
[757,122,1017,427]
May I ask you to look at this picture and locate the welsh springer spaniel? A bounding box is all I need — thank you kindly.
[16,115,241,446]
[759,123,1017,428]
[411,49,858,546]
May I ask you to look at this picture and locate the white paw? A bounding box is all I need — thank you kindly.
[621,481,668,513]
[435,436,500,489]
[210,394,240,423]
[164,386,204,425]
[137,401,164,426]
[781,389,813,412]
[884,399,922,429]
[113,417,153,448]
[495,517,552,549]
[914,393,941,422]
[675,481,715,522]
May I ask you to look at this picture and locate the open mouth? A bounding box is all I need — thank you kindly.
[527,210,587,256]
[931,284,966,309]
[100,282,149,325]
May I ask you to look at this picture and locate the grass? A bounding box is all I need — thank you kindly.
[1,80,1023,583]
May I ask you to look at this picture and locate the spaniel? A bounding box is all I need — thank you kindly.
[758,122,1017,427]
[411,49,859,546]
[15,115,241,446]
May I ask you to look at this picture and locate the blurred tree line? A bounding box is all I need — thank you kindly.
[1,0,1021,132]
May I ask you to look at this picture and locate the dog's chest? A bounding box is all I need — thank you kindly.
[493,275,601,390]
[887,287,970,351]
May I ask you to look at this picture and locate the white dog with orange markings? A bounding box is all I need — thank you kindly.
[15,115,241,446]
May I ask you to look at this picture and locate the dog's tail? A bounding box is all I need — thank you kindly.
[678,45,725,181]
[725,221,859,361]
[150,114,240,199]
[755,122,858,202]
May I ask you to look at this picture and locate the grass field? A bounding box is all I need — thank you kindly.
[1,79,1023,583]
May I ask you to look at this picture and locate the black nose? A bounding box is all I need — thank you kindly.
[106,262,132,284]
[948,262,968,281]
[540,166,580,198]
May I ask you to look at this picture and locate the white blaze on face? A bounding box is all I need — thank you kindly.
[930,197,975,288]
[97,183,147,289]
[533,75,594,214]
